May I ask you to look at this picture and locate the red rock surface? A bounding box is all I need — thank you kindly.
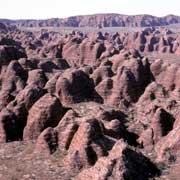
[0,23,179,179]
[1,14,180,28]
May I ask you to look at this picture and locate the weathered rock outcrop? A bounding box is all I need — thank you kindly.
[55,69,95,106]
[77,140,160,180]
[95,51,153,107]
[23,93,66,140]
[0,24,179,180]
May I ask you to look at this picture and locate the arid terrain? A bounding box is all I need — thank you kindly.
[1,13,180,28]
[0,14,180,180]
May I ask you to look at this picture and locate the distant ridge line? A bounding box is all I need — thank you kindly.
[1,13,180,28]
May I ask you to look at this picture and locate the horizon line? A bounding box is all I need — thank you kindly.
[1,13,180,21]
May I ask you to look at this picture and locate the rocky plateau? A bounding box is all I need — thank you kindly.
[0,20,179,180]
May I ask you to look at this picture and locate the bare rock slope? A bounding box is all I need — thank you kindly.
[0,23,179,180]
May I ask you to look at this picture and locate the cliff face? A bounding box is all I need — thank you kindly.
[1,14,180,28]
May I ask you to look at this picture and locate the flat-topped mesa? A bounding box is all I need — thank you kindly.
[1,14,180,28]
